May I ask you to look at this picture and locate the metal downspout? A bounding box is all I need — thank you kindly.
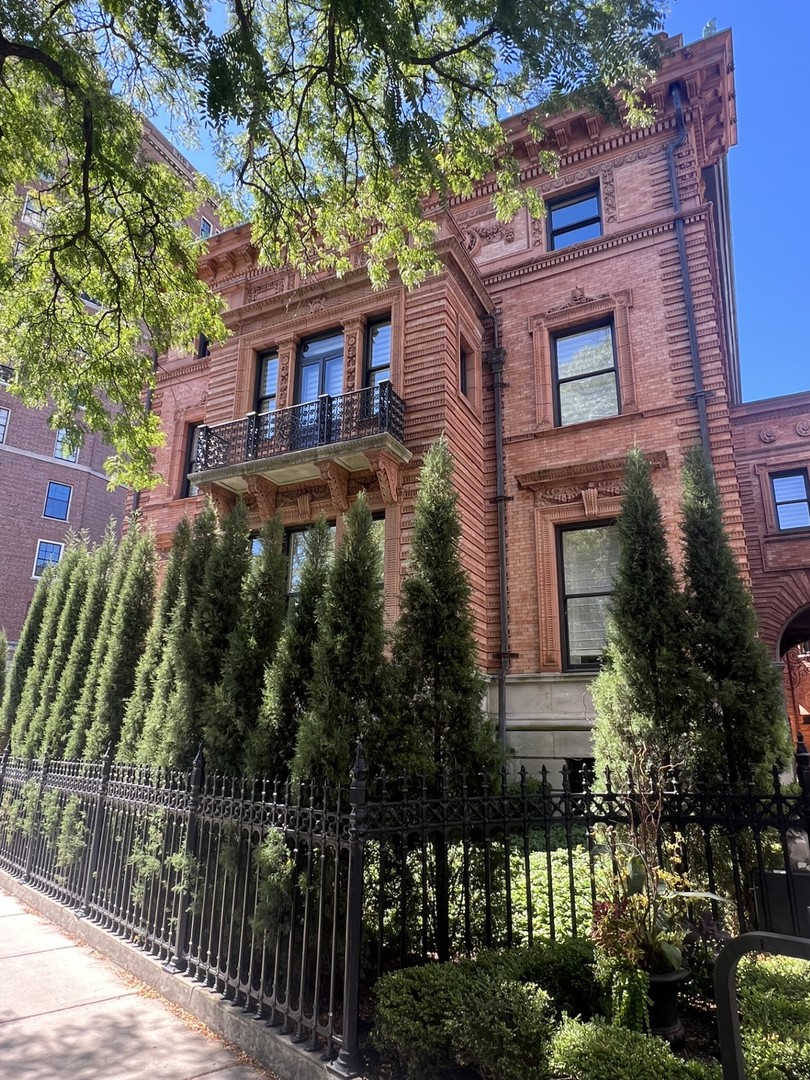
[666,84,712,455]
[129,345,159,513]
[488,321,511,750]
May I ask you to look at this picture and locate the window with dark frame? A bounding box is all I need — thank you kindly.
[364,319,391,387]
[552,320,619,427]
[53,429,78,462]
[771,470,810,531]
[558,522,619,669]
[459,346,470,397]
[181,424,200,498]
[256,350,279,414]
[284,523,337,603]
[296,331,343,403]
[33,540,64,577]
[196,334,210,359]
[0,407,8,444]
[547,186,601,250]
[43,480,72,521]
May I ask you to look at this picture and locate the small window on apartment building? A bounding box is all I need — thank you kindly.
[558,523,619,669]
[365,319,391,387]
[33,540,64,578]
[196,334,210,359]
[181,425,201,498]
[0,407,9,444]
[0,364,12,385]
[772,470,810,531]
[43,481,72,521]
[22,192,44,228]
[256,350,279,414]
[459,347,471,398]
[199,217,213,240]
[552,321,619,427]
[548,186,601,250]
[53,429,79,462]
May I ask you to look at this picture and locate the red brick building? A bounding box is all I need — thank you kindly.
[138,29,808,773]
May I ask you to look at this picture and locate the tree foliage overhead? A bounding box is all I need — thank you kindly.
[1,0,664,487]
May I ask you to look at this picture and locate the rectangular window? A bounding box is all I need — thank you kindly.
[548,186,601,250]
[43,480,72,520]
[256,349,279,414]
[460,347,470,397]
[196,334,210,359]
[558,523,619,669]
[285,523,336,602]
[0,364,12,385]
[365,319,391,387]
[296,331,343,403]
[53,429,79,462]
[0,407,8,444]
[22,192,44,228]
[552,321,619,427]
[181,425,200,498]
[772,470,810,531]
[199,217,213,239]
[33,540,64,577]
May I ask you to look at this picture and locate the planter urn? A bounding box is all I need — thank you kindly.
[648,967,690,1049]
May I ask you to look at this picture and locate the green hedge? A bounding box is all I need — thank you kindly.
[548,1018,721,1080]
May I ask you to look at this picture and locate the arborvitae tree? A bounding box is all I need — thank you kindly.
[247,517,333,778]
[42,524,118,758]
[591,447,693,779]
[136,501,219,765]
[0,630,8,731]
[1,572,51,748]
[25,541,92,757]
[82,531,156,760]
[681,445,792,787]
[205,514,287,774]
[117,517,191,762]
[293,493,390,786]
[64,523,141,760]
[13,544,89,757]
[392,437,498,781]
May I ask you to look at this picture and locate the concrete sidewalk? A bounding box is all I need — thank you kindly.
[0,887,281,1080]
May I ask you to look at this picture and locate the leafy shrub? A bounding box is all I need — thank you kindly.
[372,957,556,1080]
[742,1031,810,1080]
[549,1017,721,1080]
[737,955,810,1079]
[508,937,603,1020]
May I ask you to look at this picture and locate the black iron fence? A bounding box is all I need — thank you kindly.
[194,383,405,473]
[1,744,809,1073]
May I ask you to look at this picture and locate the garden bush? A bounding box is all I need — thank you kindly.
[738,955,810,1080]
[548,1017,721,1080]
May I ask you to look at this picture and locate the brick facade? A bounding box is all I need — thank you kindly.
[138,29,808,773]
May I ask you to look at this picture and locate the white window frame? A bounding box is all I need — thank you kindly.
[0,406,9,444]
[32,540,65,578]
[53,429,79,462]
[43,480,73,521]
[199,216,213,239]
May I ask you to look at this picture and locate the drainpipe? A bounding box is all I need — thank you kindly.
[666,84,712,456]
[488,320,512,750]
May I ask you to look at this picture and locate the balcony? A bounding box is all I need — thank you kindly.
[191,382,409,491]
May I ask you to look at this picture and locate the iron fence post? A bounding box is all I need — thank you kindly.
[245,412,258,460]
[329,741,367,1078]
[166,745,204,974]
[78,746,112,917]
[23,753,49,883]
[0,744,9,802]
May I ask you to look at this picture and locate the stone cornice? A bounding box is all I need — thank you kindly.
[516,450,667,491]
[155,358,210,383]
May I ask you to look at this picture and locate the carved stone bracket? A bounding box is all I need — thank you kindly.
[198,482,237,518]
[246,475,279,519]
[318,461,350,513]
[367,450,402,506]
[297,491,313,518]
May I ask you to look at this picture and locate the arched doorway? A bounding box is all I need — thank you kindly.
[779,605,810,745]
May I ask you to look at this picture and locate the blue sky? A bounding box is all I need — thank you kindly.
[666,2,808,402]
[170,4,807,405]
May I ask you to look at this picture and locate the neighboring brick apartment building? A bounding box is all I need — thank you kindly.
[137,29,810,774]
[0,121,217,648]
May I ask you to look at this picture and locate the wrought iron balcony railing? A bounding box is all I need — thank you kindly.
[194,381,405,473]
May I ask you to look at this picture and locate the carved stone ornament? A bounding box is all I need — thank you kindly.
[318,461,349,513]
[297,491,313,517]
[475,222,515,246]
[367,450,401,506]
[796,419,810,438]
[199,483,237,518]
[245,475,278,519]
[759,427,778,444]
[544,287,611,315]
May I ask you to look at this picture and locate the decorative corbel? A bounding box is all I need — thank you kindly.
[317,461,349,514]
[246,475,279,519]
[585,116,601,143]
[297,491,313,518]
[581,484,600,518]
[367,450,401,506]
[198,482,237,518]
